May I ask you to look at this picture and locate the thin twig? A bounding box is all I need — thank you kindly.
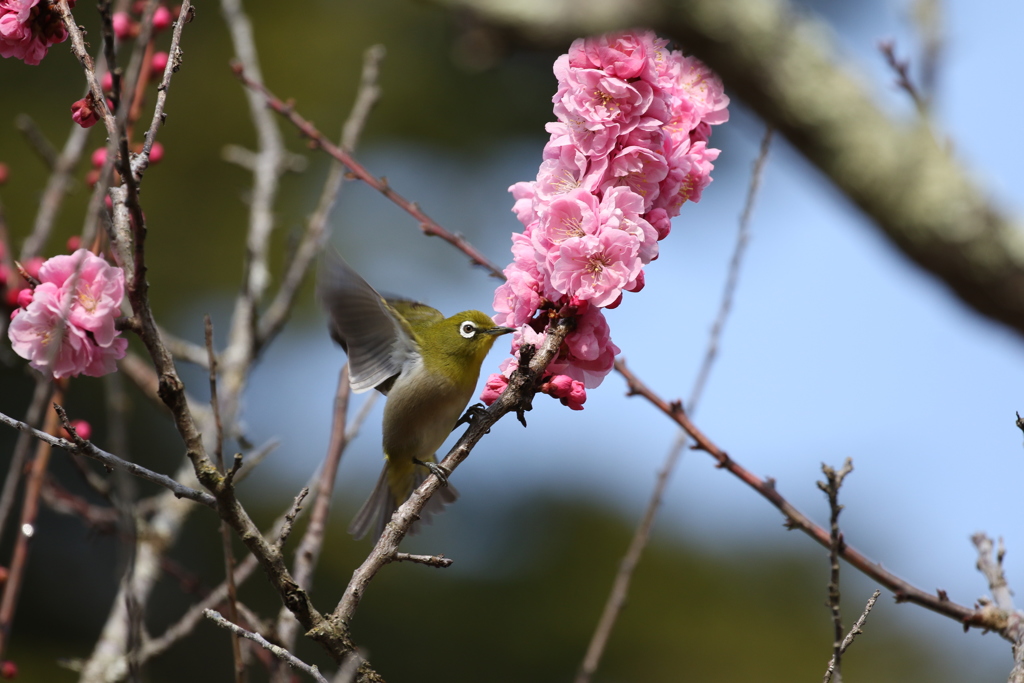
[232,67,504,279]
[218,0,287,434]
[206,315,245,683]
[389,553,453,569]
[818,458,854,683]
[257,43,386,351]
[879,40,927,116]
[575,126,773,683]
[204,610,329,683]
[273,366,352,666]
[612,359,1013,639]
[971,532,1024,683]
[0,393,61,659]
[0,408,216,509]
[823,590,881,683]
[0,377,53,548]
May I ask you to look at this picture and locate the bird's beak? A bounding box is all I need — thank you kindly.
[484,326,516,336]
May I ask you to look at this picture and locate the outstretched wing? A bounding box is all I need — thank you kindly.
[317,251,435,394]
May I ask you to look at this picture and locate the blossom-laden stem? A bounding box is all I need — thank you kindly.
[231,66,504,280]
[0,389,61,660]
[613,359,1013,640]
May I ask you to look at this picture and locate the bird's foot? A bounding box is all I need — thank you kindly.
[453,402,489,431]
[414,458,450,487]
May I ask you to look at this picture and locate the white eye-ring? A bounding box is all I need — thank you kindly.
[459,321,477,339]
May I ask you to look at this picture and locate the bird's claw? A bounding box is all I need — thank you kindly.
[414,458,450,487]
[453,402,488,431]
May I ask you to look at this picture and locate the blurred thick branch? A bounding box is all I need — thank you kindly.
[438,0,1024,337]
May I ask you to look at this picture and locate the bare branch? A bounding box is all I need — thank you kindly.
[232,67,504,280]
[818,458,854,683]
[0,408,216,509]
[613,359,1012,639]
[823,590,881,683]
[204,610,329,683]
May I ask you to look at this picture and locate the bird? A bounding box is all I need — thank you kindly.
[318,252,515,542]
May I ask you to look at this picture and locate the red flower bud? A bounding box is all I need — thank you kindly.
[152,6,172,31]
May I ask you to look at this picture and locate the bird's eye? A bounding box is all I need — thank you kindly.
[459,321,477,339]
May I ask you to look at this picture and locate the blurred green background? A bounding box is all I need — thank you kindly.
[0,0,1019,681]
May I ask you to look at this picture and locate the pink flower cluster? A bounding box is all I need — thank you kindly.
[0,0,71,66]
[483,30,728,410]
[8,249,128,378]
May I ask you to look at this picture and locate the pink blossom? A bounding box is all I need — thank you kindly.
[546,119,619,160]
[480,373,508,406]
[656,140,720,215]
[509,181,538,226]
[8,249,127,378]
[38,249,125,346]
[568,31,661,82]
[599,145,669,211]
[0,0,68,65]
[493,261,542,328]
[543,374,587,410]
[71,95,100,128]
[535,142,606,201]
[532,188,600,259]
[550,229,642,307]
[677,56,730,126]
[598,186,659,264]
[553,62,655,136]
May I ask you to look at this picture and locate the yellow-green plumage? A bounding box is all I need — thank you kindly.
[318,253,513,541]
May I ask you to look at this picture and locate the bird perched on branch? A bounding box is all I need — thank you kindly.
[318,252,515,542]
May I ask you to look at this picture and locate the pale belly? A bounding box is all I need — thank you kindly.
[381,357,474,462]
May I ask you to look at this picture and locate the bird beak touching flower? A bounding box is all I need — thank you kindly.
[484,326,517,336]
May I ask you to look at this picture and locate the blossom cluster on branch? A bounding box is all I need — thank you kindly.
[482,30,729,410]
[7,249,127,378]
[0,0,71,65]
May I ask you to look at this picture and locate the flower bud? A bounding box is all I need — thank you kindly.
[0,163,8,186]
[112,12,133,40]
[101,71,113,92]
[91,147,107,168]
[65,419,93,441]
[71,96,100,128]
[151,51,168,77]
[152,6,172,32]
[149,141,165,164]
[67,236,82,252]
[0,660,16,679]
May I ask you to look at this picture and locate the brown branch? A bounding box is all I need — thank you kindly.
[612,359,1013,640]
[231,67,504,280]
[0,378,53,549]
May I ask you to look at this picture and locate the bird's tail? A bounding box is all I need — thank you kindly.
[348,457,459,542]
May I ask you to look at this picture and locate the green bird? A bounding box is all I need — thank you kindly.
[318,253,515,541]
